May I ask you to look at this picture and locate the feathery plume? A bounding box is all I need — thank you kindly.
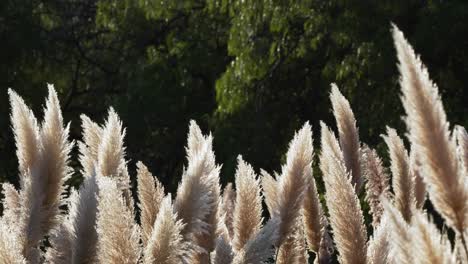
[411,211,457,264]
[362,145,390,227]
[313,229,334,264]
[1,183,21,228]
[319,122,367,264]
[393,25,468,236]
[232,156,263,252]
[302,171,327,254]
[211,236,234,264]
[232,218,279,264]
[274,122,313,246]
[382,127,414,222]
[78,115,103,178]
[276,219,308,264]
[174,120,221,259]
[17,172,43,263]
[330,84,362,193]
[142,195,192,264]
[39,84,73,232]
[0,220,27,264]
[193,172,221,262]
[410,150,426,209]
[382,200,412,264]
[211,218,234,264]
[97,108,126,178]
[366,215,390,264]
[96,177,140,264]
[46,172,99,264]
[9,86,72,261]
[260,169,279,215]
[97,108,133,212]
[8,89,41,179]
[455,125,468,176]
[136,162,165,247]
[221,183,236,240]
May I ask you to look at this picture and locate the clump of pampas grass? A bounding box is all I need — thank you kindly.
[0,24,467,264]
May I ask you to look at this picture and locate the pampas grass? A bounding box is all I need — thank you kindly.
[142,195,192,264]
[320,122,368,264]
[362,145,390,227]
[393,24,468,238]
[1,24,467,264]
[330,84,362,193]
[366,214,390,264]
[46,173,99,264]
[273,122,313,247]
[382,127,415,222]
[136,162,165,247]
[96,177,140,264]
[232,156,263,252]
[221,183,236,240]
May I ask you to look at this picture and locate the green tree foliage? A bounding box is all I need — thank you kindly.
[1,0,467,192]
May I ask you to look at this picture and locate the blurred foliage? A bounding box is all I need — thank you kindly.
[1,0,468,197]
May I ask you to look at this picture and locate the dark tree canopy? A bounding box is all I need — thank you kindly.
[1,0,467,193]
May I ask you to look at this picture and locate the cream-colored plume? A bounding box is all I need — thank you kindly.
[0,220,27,264]
[96,177,140,264]
[9,86,72,262]
[362,145,390,227]
[393,25,468,237]
[260,169,279,215]
[136,162,165,247]
[221,183,236,240]
[319,122,367,264]
[302,162,333,263]
[211,219,234,264]
[366,214,390,264]
[276,219,308,264]
[232,156,263,252]
[330,83,362,193]
[174,121,221,257]
[46,172,99,264]
[1,183,21,229]
[273,122,313,246]
[382,127,415,222]
[232,218,279,264]
[142,195,192,264]
[78,114,103,178]
[411,211,457,264]
[8,89,41,179]
[97,108,133,212]
[382,200,412,264]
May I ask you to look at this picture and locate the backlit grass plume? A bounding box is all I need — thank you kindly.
[232,156,263,252]
[45,173,99,264]
[8,85,72,262]
[330,84,362,193]
[362,145,390,227]
[142,195,192,264]
[320,122,368,264]
[393,24,468,243]
[136,162,165,247]
[382,127,415,222]
[96,177,140,264]
[273,122,313,247]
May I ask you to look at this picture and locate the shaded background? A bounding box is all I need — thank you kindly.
[1,0,467,195]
